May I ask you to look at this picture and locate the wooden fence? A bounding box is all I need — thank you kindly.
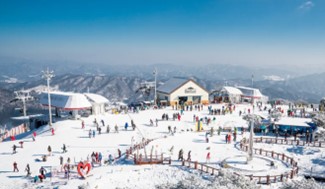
[253,137,325,148]
[238,139,299,185]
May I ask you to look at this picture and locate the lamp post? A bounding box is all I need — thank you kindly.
[42,68,54,127]
[248,119,254,162]
[153,68,157,106]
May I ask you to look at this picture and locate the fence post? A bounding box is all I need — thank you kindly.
[290,170,294,179]
[169,158,171,165]
[267,175,270,185]
[194,161,198,169]
[272,151,274,158]
[282,154,285,161]
[182,160,185,166]
[280,174,283,182]
[260,148,262,155]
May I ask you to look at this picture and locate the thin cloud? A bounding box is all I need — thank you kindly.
[298,1,315,11]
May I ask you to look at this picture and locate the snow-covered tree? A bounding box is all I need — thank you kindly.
[280,178,323,189]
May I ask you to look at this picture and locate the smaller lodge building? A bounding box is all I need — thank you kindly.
[212,86,268,105]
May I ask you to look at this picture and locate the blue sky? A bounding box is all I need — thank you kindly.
[0,0,324,70]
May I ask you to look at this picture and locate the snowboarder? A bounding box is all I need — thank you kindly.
[13,161,19,172]
[47,145,52,156]
[25,164,31,176]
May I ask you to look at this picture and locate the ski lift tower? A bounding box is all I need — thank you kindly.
[42,68,55,127]
[11,90,34,117]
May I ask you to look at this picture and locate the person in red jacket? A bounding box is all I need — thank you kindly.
[32,131,37,141]
[13,161,19,172]
[51,128,55,135]
[206,152,211,163]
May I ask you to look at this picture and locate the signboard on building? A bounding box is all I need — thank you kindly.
[185,87,196,94]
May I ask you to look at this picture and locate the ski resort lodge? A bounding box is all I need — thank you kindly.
[157,78,209,106]
[40,91,109,118]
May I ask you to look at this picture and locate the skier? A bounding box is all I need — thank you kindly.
[98,127,102,134]
[12,144,17,154]
[228,133,231,143]
[206,152,211,163]
[168,126,172,134]
[89,129,92,138]
[32,131,37,141]
[13,161,19,172]
[124,122,128,130]
[187,151,192,161]
[106,125,110,133]
[81,120,85,129]
[225,134,228,144]
[25,164,31,176]
[210,127,214,137]
[108,154,114,165]
[62,144,67,153]
[39,166,47,179]
[98,152,103,166]
[47,145,52,156]
[101,120,105,127]
[131,120,136,130]
[118,149,121,158]
[51,128,55,135]
[59,156,64,165]
[218,127,221,136]
[92,130,96,138]
[115,125,119,133]
[178,149,184,161]
[150,119,154,126]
